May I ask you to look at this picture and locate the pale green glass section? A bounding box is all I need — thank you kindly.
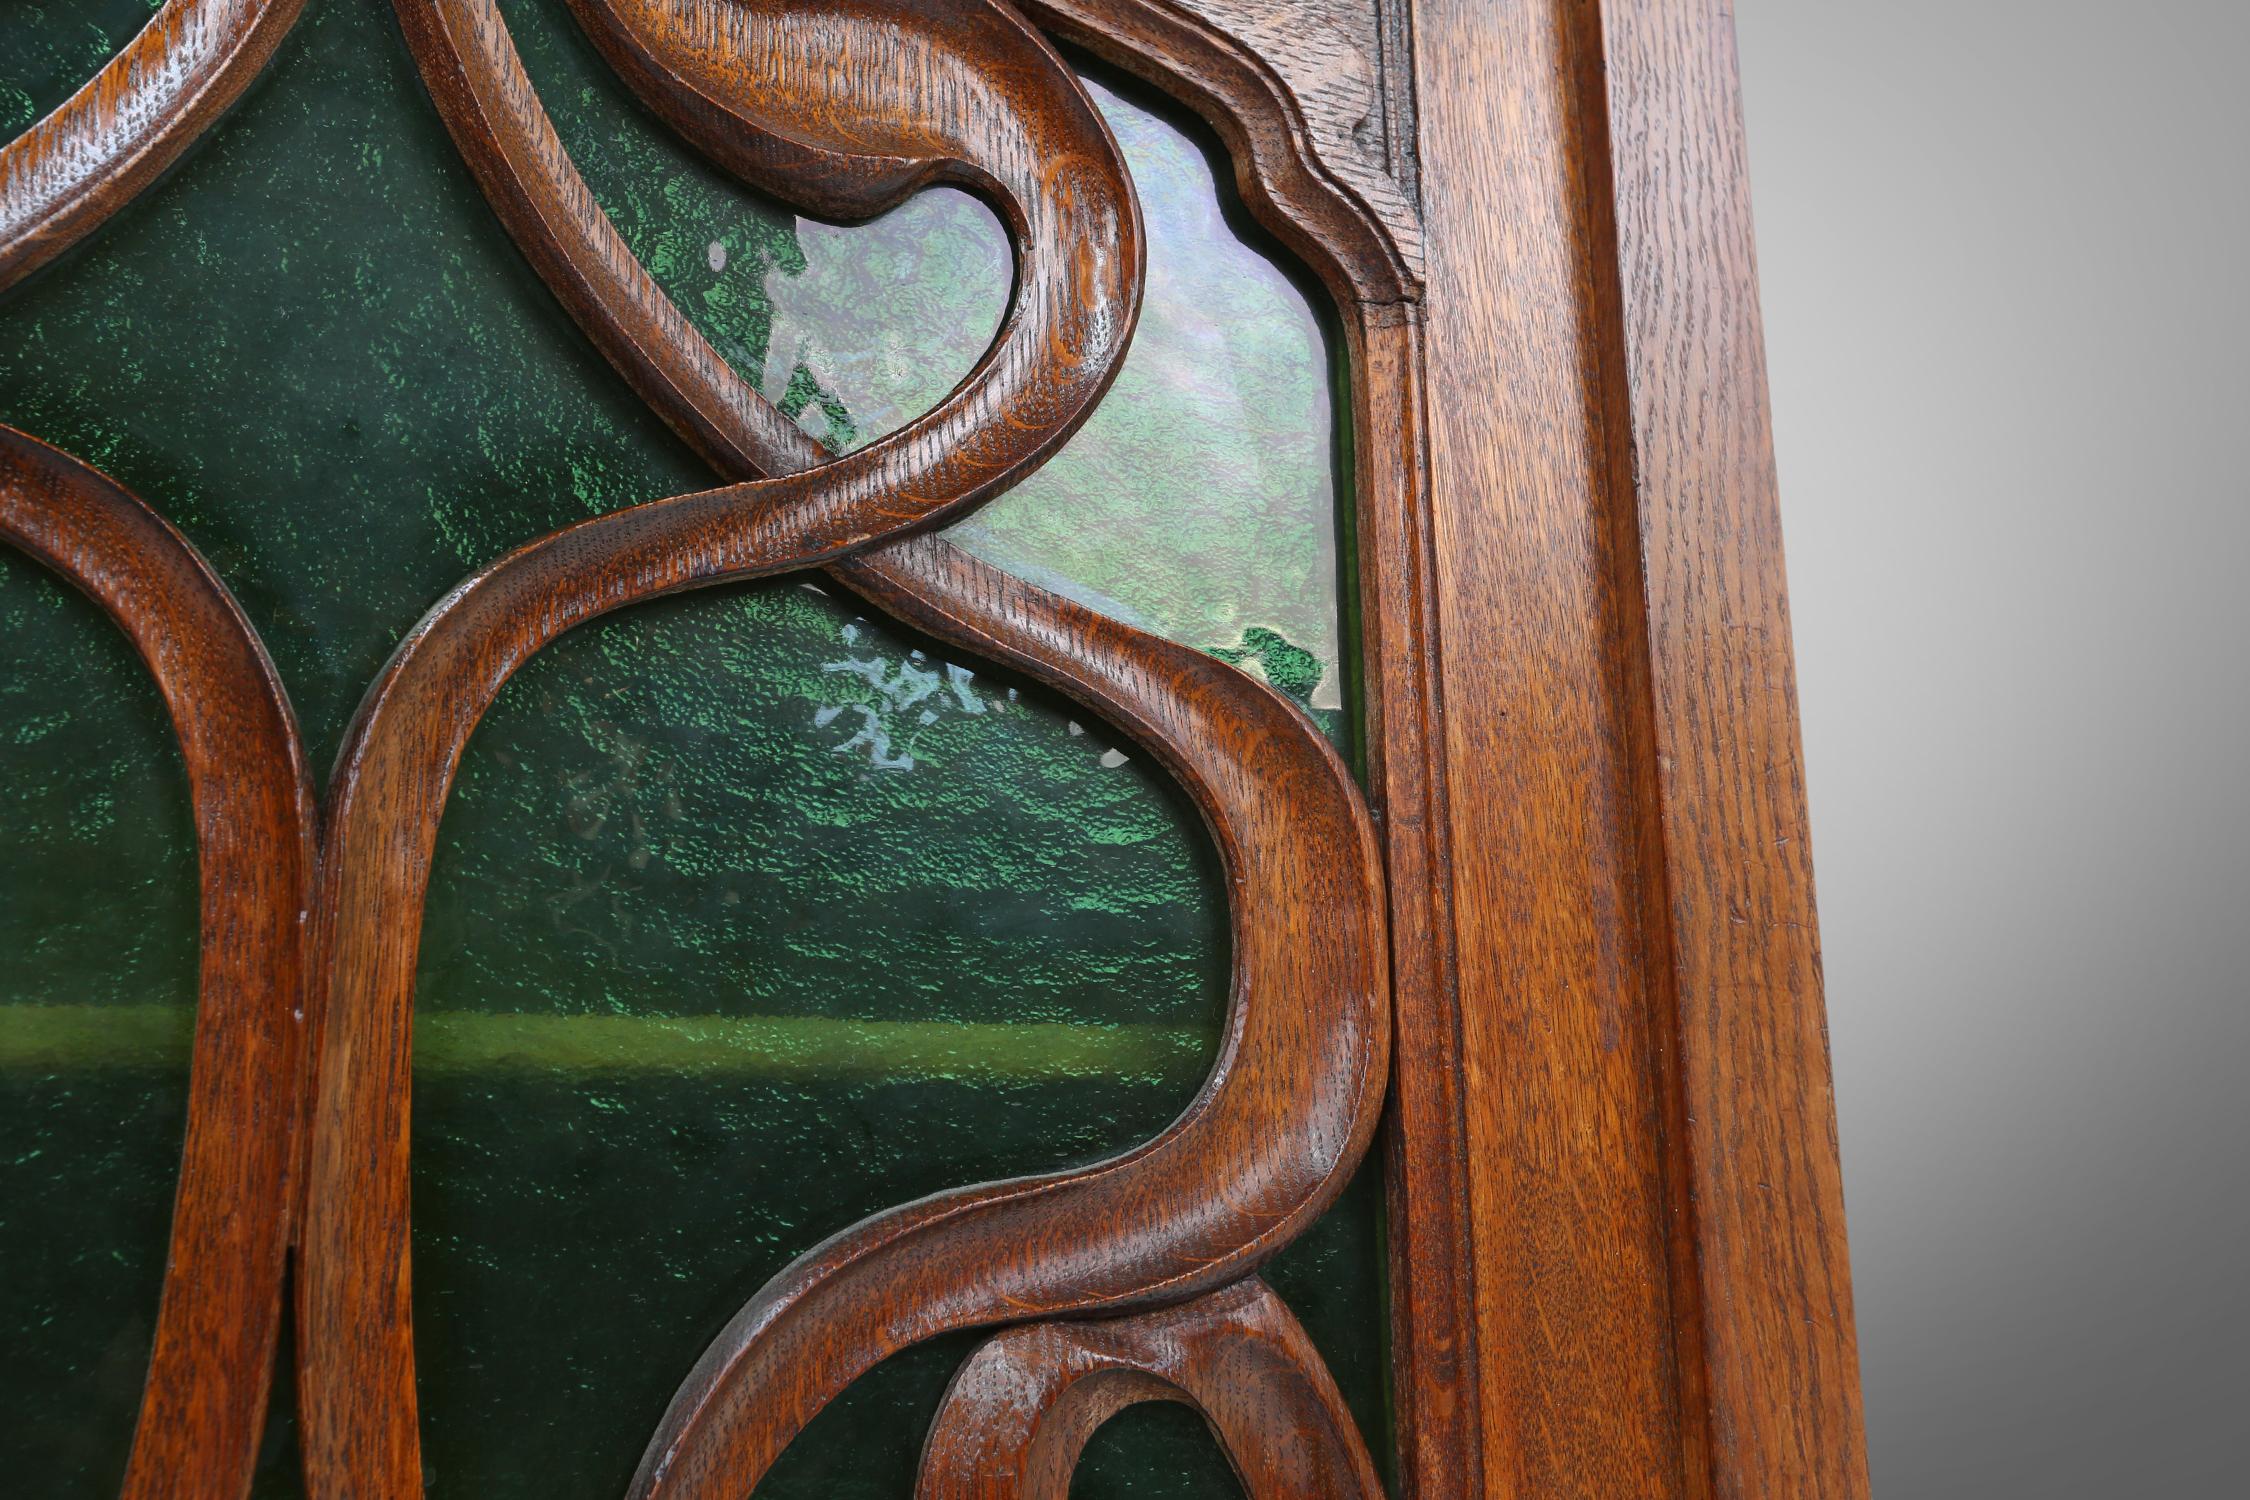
[952,79,1348,715]
[753,76,1349,715]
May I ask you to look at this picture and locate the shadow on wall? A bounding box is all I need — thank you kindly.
[1736,2,2250,1496]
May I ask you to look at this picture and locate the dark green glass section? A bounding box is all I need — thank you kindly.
[1073,1405,1245,1499]
[0,2,1377,1496]
[408,593,1232,1499]
[0,550,198,1493]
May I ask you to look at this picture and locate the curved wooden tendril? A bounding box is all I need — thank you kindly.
[302,1,1165,1493]
[916,1276,1384,1499]
[347,3,1392,1496]
[0,0,1391,1494]
[0,0,308,292]
[301,0,1389,1496]
[0,427,316,1500]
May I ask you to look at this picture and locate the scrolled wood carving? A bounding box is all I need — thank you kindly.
[1019,0,1422,308]
[0,0,308,291]
[0,427,315,1500]
[3,0,1408,1493]
[373,3,1388,1495]
[301,3,1145,1493]
[916,1276,1384,1499]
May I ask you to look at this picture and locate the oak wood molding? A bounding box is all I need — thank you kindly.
[1021,0,1421,309]
[983,11,1484,1495]
[1405,0,1869,1493]
[0,0,307,292]
[1411,0,1704,1491]
[915,1276,1384,1498]
[1166,0,1421,234]
[0,426,316,1500]
[1341,301,1485,1500]
[0,1,1871,1493]
[1597,2,1870,1493]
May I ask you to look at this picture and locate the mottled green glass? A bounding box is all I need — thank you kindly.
[0,3,1379,1497]
[0,551,199,1495]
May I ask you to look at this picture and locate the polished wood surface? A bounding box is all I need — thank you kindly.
[0,0,307,291]
[916,1277,1383,1499]
[1025,0,1420,307]
[1404,0,1868,1494]
[1413,0,1697,1491]
[302,2,1167,1492]
[1599,3,1870,1493]
[987,12,1488,1496]
[384,4,1388,1494]
[0,427,315,1500]
[1161,0,1422,273]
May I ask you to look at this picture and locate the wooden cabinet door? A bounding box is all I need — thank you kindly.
[0,2,1864,1496]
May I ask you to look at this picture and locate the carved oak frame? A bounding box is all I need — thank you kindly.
[0,1,1867,1497]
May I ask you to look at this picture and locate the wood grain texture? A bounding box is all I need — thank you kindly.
[393,0,1139,485]
[0,426,315,1500]
[733,535,1387,1499]
[522,9,1430,1494]
[0,0,306,292]
[1169,0,1419,243]
[1411,0,1698,1492]
[915,1276,1383,1499]
[1596,2,1870,1494]
[1342,301,1485,1500]
[0,0,1874,1492]
[1394,0,1868,1492]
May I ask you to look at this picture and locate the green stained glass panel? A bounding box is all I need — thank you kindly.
[0,3,1381,1496]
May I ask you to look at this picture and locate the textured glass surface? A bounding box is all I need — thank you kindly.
[0,3,1377,1496]
[0,552,199,1494]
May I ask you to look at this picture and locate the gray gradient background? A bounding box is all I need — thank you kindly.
[1734,3,2249,1494]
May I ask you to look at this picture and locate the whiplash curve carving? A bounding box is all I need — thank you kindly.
[0,1,1401,1494]
[0,427,315,1500]
[380,3,1386,1496]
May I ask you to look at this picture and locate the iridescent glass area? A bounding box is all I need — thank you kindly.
[0,3,1377,1497]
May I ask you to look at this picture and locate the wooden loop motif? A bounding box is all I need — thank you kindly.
[3,0,1401,1493]
[370,3,1389,1496]
[647,534,1387,1497]
[377,3,1387,1495]
[0,427,316,1500]
[0,0,308,292]
[916,1276,1384,1499]
[301,3,1147,1493]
